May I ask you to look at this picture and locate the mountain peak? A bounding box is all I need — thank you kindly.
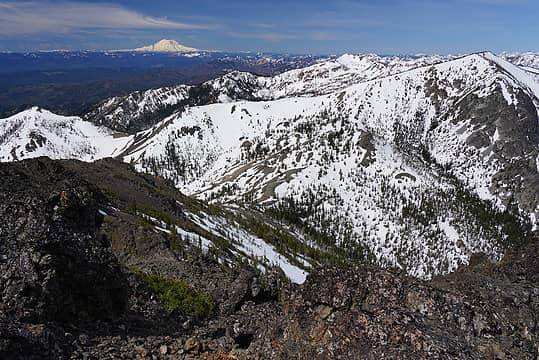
[134,39,198,53]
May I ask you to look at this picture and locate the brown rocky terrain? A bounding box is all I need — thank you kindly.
[0,157,537,359]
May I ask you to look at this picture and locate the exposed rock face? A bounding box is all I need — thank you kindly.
[449,87,539,212]
[0,159,129,358]
[0,159,128,323]
[0,158,287,359]
[274,247,539,359]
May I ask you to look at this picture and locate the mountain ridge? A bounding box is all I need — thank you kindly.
[2,50,539,357]
[1,51,538,279]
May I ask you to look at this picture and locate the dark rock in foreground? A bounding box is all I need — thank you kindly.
[275,252,539,359]
[0,159,129,358]
[0,157,537,359]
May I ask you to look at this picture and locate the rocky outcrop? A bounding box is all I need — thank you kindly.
[1,157,538,359]
[0,159,129,358]
[0,158,286,359]
[273,247,539,359]
[0,159,128,323]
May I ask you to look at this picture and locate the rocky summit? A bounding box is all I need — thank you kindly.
[0,157,537,359]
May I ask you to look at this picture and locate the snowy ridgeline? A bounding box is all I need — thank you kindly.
[0,107,132,162]
[1,51,539,279]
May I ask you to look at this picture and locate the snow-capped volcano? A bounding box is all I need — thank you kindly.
[134,39,198,52]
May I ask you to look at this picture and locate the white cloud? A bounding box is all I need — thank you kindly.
[0,1,218,36]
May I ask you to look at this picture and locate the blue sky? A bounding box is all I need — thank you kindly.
[0,0,537,54]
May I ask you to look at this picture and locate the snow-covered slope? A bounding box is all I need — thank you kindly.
[85,54,452,133]
[85,52,539,134]
[121,53,538,201]
[113,52,539,278]
[500,52,539,71]
[2,52,539,280]
[259,53,455,98]
[499,52,539,81]
[84,72,264,133]
[486,52,539,99]
[0,107,132,162]
[141,207,310,283]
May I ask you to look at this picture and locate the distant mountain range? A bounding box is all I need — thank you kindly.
[0,51,321,118]
[2,51,539,280]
